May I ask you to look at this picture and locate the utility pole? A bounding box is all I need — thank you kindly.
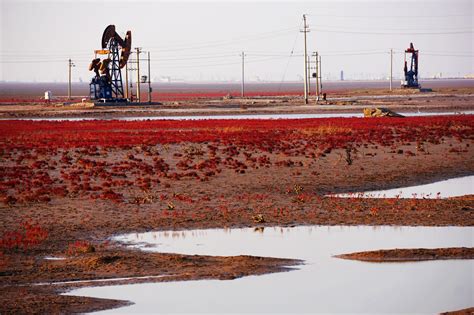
[240,51,246,97]
[135,47,142,103]
[68,59,75,100]
[147,51,152,103]
[318,55,322,98]
[301,14,310,104]
[125,62,129,100]
[129,74,134,102]
[307,55,311,96]
[314,52,319,101]
[390,49,393,91]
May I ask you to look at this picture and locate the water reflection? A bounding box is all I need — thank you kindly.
[254,227,265,233]
[68,225,473,313]
[333,175,473,199]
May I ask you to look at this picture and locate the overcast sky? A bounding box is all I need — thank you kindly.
[1,0,473,82]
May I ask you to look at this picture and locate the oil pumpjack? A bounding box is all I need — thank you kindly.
[89,25,132,102]
[401,42,420,88]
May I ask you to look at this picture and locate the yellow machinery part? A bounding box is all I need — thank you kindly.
[94,49,110,55]
[99,58,111,74]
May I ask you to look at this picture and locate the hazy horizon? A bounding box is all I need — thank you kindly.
[2,0,473,83]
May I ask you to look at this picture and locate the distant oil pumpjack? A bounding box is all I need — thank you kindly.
[89,25,132,102]
[402,43,420,88]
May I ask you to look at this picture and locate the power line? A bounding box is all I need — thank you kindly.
[153,56,289,69]
[247,53,304,57]
[309,23,472,32]
[150,26,299,47]
[423,50,474,54]
[2,50,473,65]
[0,60,91,63]
[149,53,238,61]
[278,20,303,92]
[0,51,141,56]
[0,25,300,57]
[307,13,472,18]
[422,53,474,57]
[145,27,299,52]
[313,28,472,35]
[322,51,390,56]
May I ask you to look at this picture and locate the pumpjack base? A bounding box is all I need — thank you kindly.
[93,101,162,107]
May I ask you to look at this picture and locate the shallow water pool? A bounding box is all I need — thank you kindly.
[67,226,473,313]
[4,110,474,121]
[334,175,474,199]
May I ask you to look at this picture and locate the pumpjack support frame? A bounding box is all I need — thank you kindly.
[107,38,125,100]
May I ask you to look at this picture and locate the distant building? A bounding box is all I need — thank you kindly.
[340,70,344,81]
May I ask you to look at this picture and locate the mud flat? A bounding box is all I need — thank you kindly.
[0,115,473,313]
[1,252,298,314]
[0,84,473,120]
[335,247,474,262]
[1,79,473,99]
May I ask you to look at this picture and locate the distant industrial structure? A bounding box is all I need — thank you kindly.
[89,25,132,102]
[401,43,420,88]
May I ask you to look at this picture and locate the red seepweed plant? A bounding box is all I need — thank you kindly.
[0,116,472,206]
[0,220,48,252]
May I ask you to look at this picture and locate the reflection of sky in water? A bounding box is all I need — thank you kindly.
[335,175,474,199]
[67,226,473,314]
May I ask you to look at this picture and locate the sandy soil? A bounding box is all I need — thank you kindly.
[0,96,473,313]
[335,247,474,262]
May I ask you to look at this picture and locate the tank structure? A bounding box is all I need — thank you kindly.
[44,91,52,103]
[401,42,420,88]
[89,25,132,102]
